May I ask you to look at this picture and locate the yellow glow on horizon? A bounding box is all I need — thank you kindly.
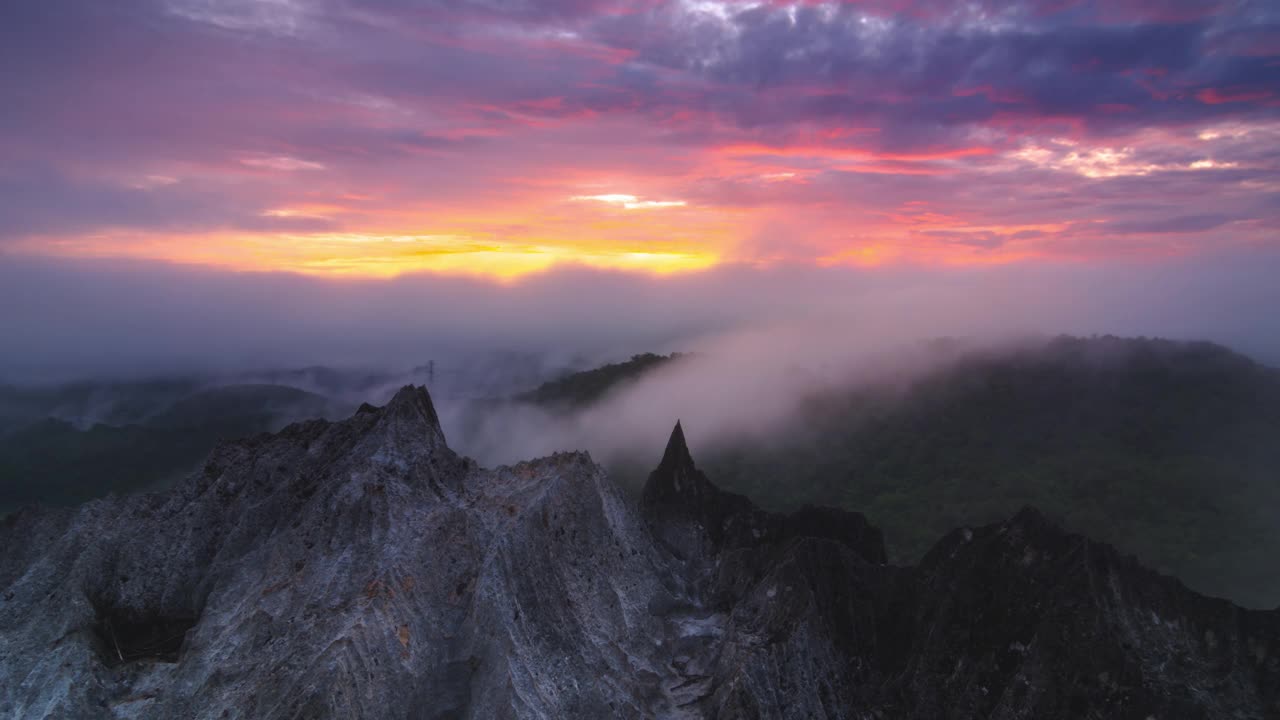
[13,161,1162,280]
[20,229,720,280]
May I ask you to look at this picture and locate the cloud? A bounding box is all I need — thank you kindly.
[571,193,687,209]
[1105,213,1234,234]
[239,155,327,172]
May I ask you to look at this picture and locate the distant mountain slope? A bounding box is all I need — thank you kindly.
[520,336,1280,607]
[0,379,201,434]
[0,355,577,516]
[0,384,341,514]
[515,353,680,410]
[709,336,1280,607]
[144,384,337,431]
[0,419,212,510]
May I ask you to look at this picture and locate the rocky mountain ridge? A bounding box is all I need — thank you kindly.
[1,386,1277,719]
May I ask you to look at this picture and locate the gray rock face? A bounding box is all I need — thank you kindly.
[0,387,676,719]
[2,386,1278,719]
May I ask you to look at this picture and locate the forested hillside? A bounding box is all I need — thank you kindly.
[0,384,340,513]
[527,337,1280,607]
[516,353,680,410]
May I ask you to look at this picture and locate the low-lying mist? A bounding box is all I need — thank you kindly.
[445,328,1028,469]
[3,249,1279,386]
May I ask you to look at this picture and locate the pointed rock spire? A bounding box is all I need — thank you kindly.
[642,420,887,561]
[642,421,725,510]
[642,420,753,553]
[658,420,695,473]
[643,420,702,509]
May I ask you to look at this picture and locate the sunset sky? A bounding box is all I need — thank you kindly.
[2,0,1277,280]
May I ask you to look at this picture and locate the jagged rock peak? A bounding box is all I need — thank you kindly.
[386,384,441,423]
[659,419,694,471]
[378,384,447,446]
[642,420,887,565]
[641,421,761,556]
[642,420,723,511]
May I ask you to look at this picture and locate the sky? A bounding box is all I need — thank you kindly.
[1,0,1277,279]
[1,1,1279,379]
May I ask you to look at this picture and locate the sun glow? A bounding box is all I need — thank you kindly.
[20,228,720,279]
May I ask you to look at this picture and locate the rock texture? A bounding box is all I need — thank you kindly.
[1,386,1278,719]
